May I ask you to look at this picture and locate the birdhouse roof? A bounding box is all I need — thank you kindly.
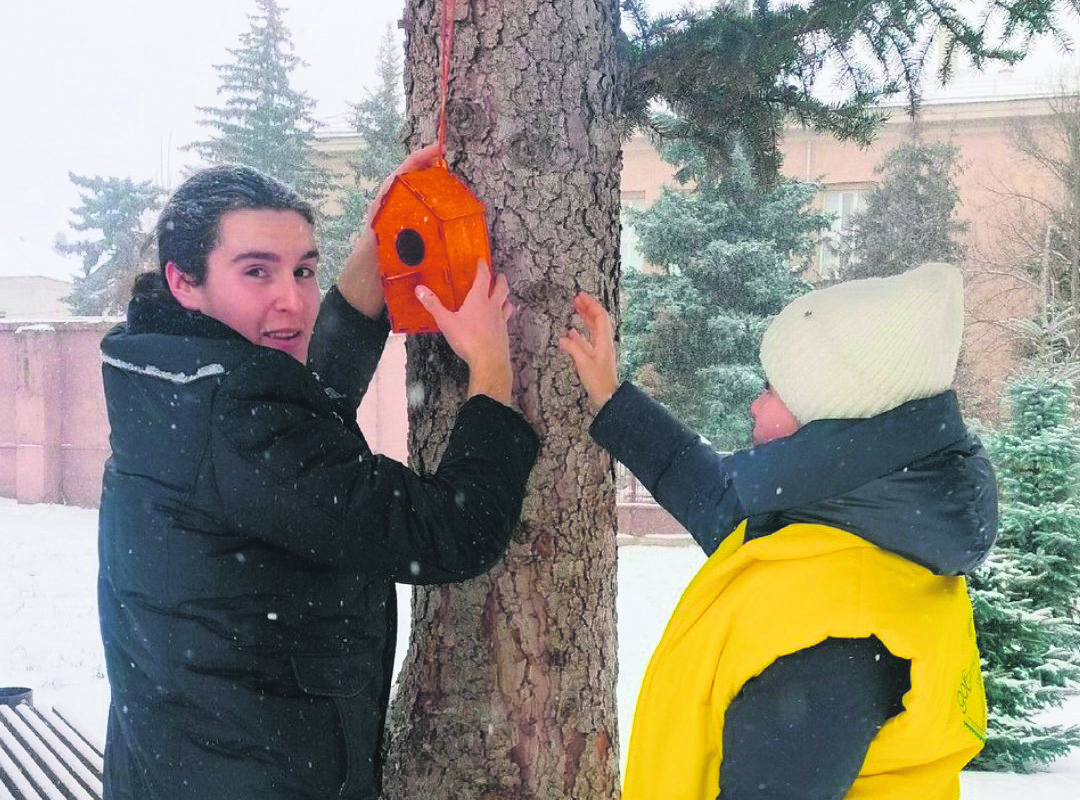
[393,167,486,221]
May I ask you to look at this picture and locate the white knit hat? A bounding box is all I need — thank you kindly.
[760,262,964,423]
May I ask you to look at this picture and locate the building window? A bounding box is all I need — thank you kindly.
[621,191,647,273]
[818,187,868,279]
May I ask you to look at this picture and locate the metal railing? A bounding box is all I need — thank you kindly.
[616,462,657,505]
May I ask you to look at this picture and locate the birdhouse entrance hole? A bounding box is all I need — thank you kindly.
[395,228,426,267]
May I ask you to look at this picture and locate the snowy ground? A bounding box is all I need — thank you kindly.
[3,498,1080,797]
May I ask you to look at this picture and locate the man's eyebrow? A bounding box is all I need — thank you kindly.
[232,250,281,263]
[231,249,320,263]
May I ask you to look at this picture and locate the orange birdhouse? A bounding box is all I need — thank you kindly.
[371,160,492,334]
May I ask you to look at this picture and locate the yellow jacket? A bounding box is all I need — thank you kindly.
[622,522,986,800]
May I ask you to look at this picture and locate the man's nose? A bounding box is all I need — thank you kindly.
[274,275,304,312]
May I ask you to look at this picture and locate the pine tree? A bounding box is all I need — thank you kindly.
[187,0,332,202]
[349,25,407,190]
[621,140,829,449]
[318,25,405,285]
[841,138,968,279]
[969,372,1080,771]
[55,173,163,315]
[382,2,626,794]
[622,0,1078,183]
[381,2,1080,793]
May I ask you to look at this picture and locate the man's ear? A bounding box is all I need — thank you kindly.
[164,261,203,312]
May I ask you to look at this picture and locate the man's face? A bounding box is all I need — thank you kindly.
[172,208,321,363]
[750,386,801,445]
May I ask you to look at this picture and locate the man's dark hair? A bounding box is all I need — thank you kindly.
[133,165,316,299]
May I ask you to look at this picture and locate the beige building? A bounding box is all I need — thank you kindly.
[314,81,1069,425]
[619,92,1069,422]
[0,276,74,320]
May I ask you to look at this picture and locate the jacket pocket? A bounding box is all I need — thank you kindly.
[291,653,383,799]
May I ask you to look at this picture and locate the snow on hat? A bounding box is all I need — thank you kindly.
[760,262,964,424]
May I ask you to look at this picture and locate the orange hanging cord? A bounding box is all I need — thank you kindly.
[436,0,457,154]
[369,0,492,334]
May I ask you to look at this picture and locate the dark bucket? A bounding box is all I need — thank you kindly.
[0,687,33,707]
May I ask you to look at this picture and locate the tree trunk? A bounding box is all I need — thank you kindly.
[382,1,624,799]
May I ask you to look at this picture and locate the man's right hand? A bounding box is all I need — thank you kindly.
[415,260,515,406]
[337,143,445,318]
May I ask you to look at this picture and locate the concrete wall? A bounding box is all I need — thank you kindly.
[0,321,411,509]
[0,321,690,539]
[0,330,17,499]
[0,320,113,506]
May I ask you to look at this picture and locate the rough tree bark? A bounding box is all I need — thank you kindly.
[382,1,624,798]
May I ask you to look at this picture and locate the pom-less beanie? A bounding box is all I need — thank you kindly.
[760,262,964,424]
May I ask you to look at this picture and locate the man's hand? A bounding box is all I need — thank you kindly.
[559,292,618,411]
[337,143,445,318]
[415,260,515,405]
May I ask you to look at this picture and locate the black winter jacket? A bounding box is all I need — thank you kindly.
[98,288,538,800]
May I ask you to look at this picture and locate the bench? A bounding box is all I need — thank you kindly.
[0,692,103,800]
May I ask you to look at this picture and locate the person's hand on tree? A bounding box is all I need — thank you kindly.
[560,291,618,411]
[415,260,515,406]
[337,142,445,317]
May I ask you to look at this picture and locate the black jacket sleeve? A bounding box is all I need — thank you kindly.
[589,382,745,554]
[719,637,910,800]
[211,351,539,584]
[305,286,392,414]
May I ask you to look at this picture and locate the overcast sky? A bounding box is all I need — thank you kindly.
[0,0,715,282]
[1,0,400,280]
[0,0,1070,282]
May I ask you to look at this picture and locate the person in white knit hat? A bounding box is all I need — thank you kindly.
[560,263,997,800]
[760,261,965,425]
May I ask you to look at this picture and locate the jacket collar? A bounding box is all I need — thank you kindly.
[126,290,247,343]
[729,391,966,514]
[101,291,257,382]
[728,392,997,575]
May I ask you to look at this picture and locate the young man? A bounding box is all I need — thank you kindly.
[561,263,996,799]
[98,146,538,799]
